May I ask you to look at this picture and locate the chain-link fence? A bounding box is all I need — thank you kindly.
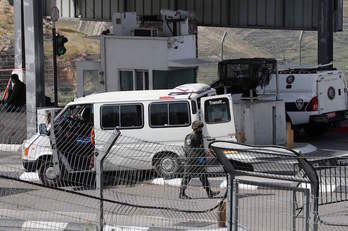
[1,107,348,230]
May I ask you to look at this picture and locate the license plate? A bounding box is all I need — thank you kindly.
[327,112,336,118]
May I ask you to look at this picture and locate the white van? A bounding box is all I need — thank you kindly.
[22,83,236,185]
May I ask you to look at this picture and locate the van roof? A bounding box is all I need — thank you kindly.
[70,83,215,105]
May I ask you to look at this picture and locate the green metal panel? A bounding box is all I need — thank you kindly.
[102,0,111,20]
[265,0,276,26]
[86,0,94,18]
[95,0,102,19]
[75,0,343,31]
[153,0,161,15]
[110,0,119,17]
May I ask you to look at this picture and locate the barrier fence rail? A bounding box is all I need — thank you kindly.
[0,107,348,230]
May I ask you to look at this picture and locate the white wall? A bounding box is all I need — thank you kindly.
[102,35,197,91]
[168,36,196,61]
[103,36,169,91]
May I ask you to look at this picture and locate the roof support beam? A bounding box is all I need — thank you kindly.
[317,0,334,68]
[23,0,46,137]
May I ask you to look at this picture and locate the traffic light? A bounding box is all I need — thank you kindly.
[55,33,68,56]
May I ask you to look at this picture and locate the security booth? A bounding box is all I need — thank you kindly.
[76,10,199,96]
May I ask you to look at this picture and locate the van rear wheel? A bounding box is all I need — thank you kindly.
[155,154,180,179]
[38,160,61,187]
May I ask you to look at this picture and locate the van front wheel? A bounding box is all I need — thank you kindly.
[155,154,180,179]
[38,160,61,187]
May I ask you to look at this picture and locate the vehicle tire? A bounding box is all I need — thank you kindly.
[38,160,61,187]
[304,123,328,137]
[154,154,180,179]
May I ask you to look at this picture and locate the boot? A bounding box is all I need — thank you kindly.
[179,188,192,199]
[179,193,192,199]
[207,189,220,198]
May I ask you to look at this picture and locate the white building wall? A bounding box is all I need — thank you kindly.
[103,36,169,91]
[167,36,196,61]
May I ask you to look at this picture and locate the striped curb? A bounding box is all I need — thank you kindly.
[0,144,21,153]
[0,219,96,231]
[104,225,241,231]
[1,220,242,231]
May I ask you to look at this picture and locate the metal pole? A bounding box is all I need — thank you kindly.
[272,106,276,145]
[96,151,104,231]
[275,63,280,101]
[311,193,319,231]
[232,180,239,231]
[52,23,58,106]
[318,0,334,69]
[299,31,304,65]
[96,129,121,231]
[304,189,310,231]
[227,175,234,231]
[49,110,61,178]
[290,189,296,231]
[221,32,228,61]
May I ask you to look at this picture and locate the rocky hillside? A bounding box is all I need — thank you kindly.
[197,1,348,84]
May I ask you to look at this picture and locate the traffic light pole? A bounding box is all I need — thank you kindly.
[52,22,58,106]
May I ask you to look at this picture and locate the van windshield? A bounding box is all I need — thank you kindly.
[204,98,231,124]
[59,104,94,124]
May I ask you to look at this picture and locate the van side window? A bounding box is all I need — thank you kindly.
[150,103,168,126]
[101,105,120,128]
[101,104,143,129]
[204,98,231,124]
[150,101,190,127]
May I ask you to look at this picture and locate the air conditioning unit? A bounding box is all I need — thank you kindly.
[133,28,158,37]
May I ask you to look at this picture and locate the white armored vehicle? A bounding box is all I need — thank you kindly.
[260,64,348,135]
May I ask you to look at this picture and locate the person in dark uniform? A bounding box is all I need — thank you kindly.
[6,74,26,108]
[179,120,220,199]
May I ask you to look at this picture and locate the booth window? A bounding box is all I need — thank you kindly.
[120,70,149,91]
[120,71,133,91]
[153,68,196,89]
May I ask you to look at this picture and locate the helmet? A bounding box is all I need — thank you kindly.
[192,120,204,130]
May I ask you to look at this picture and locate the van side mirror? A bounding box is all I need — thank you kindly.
[39,123,48,135]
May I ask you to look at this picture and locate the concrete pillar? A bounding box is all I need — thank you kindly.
[318,0,334,69]
[13,0,24,69]
[23,0,45,137]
